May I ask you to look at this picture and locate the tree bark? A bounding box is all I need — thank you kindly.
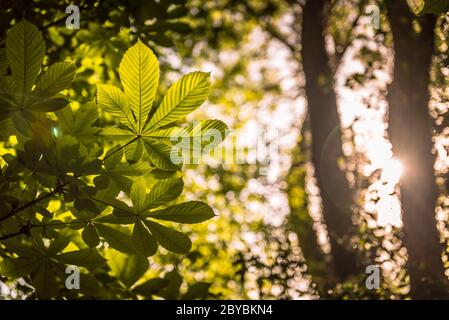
[301,0,359,282]
[385,0,449,299]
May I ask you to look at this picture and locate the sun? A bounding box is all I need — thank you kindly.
[381,158,403,184]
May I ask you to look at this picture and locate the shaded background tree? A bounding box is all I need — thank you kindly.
[2,0,449,300]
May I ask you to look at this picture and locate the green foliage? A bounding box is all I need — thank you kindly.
[418,0,449,15]
[2,20,75,122]
[0,20,224,299]
[98,40,227,171]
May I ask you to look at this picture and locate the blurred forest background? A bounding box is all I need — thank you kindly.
[1,0,449,299]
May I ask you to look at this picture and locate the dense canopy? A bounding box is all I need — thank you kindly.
[1,0,449,300]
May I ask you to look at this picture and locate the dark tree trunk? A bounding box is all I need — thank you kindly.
[385,0,449,299]
[288,120,334,293]
[301,0,359,282]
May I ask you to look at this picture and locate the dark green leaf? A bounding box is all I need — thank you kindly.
[147,201,215,224]
[146,176,183,208]
[82,223,100,247]
[56,249,106,269]
[28,97,69,112]
[95,223,136,254]
[143,220,191,254]
[132,218,157,257]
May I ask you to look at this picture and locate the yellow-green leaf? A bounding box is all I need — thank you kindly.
[97,84,136,131]
[130,176,147,212]
[146,71,210,130]
[36,61,76,99]
[119,40,159,132]
[147,201,215,224]
[6,20,45,105]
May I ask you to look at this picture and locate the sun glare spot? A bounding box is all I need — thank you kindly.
[381,158,403,184]
[372,158,403,227]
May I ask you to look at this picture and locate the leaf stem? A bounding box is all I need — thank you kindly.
[102,136,140,161]
[90,197,133,214]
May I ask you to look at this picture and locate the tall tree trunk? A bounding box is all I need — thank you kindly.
[288,119,334,293]
[301,0,359,282]
[386,0,449,299]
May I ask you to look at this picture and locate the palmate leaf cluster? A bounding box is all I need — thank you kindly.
[0,20,227,299]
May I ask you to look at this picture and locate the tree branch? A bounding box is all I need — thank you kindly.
[334,0,369,67]
[0,182,67,223]
[0,229,26,241]
[241,2,300,59]
[0,222,32,241]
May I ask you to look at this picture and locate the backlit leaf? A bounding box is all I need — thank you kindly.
[145,71,210,130]
[119,40,159,132]
[144,220,191,254]
[6,20,45,105]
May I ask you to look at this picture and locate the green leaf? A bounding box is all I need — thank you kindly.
[104,145,124,169]
[107,161,152,176]
[182,282,211,300]
[0,76,19,109]
[56,103,99,143]
[144,119,228,150]
[74,198,101,215]
[119,39,159,132]
[147,201,215,224]
[143,220,191,254]
[144,139,180,171]
[27,97,69,112]
[418,0,449,15]
[132,277,169,296]
[95,214,134,224]
[47,237,71,255]
[1,257,41,278]
[124,138,144,162]
[183,119,229,150]
[1,239,40,257]
[151,33,173,47]
[82,223,100,247]
[95,223,136,254]
[73,103,98,132]
[100,127,135,142]
[159,270,182,299]
[79,273,101,296]
[105,249,149,288]
[93,197,133,216]
[0,49,7,75]
[32,258,60,299]
[57,249,106,269]
[146,176,183,208]
[93,173,110,189]
[130,176,147,212]
[146,71,210,130]
[6,20,45,105]
[36,61,76,99]
[132,218,158,257]
[97,84,136,131]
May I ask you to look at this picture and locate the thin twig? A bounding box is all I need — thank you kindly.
[90,197,132,214]
[0,229,25,241]
[0,182,67,223]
